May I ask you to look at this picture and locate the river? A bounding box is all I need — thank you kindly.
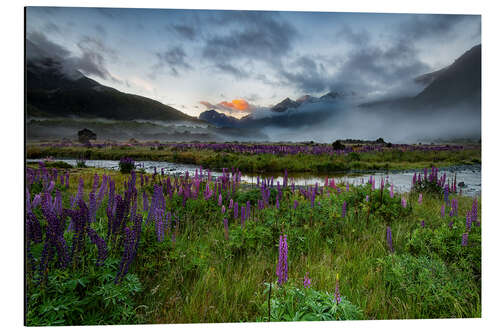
[26,159,481,197]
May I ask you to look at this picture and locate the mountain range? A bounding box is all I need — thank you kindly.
[26,40,201,123]
[26,37,481,140]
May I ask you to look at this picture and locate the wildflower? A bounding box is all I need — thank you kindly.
[366,195,370,202]
[276,234,288,285]
[471,198,478,225]
[441,205,445,218]
[334,274,342,304]
[418,193,423,204]
[421,220,425,227]
[466,211,472,231]
[386,226,394,252]
[294,200,298,210]
[303,272,312,288]
[461,233,469,247]
[222,205,226,214]
[401,197,407,208]
[444,184,449,205]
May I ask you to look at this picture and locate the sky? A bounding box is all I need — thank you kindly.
[25,7,481,118]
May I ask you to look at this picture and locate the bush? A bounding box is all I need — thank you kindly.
[76,158,87,168]
[378,254,480,318]
[405,224,481,275]
[26,258,142,326]
[119,157,135,174]
[258,283,363,321]
[332,140,345,150]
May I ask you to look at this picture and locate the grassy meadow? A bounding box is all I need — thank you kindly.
[26,142,481,173]
[25,161,481,325]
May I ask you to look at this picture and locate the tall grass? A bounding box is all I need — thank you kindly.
[25,166,481,325]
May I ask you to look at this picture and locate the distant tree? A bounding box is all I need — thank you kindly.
[332,140,345,150]
[375,137,386,144]
[78,128,97,145]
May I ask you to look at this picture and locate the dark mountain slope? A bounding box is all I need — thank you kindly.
[26,55,201,123]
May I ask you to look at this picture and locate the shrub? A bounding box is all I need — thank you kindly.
[378,254,480,318]
[405,224,481,275]
[119,157,135,174]
[258,283,364,321]
[26,258,142,326]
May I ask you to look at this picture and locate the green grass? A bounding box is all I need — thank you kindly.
[25,167,481,325]
[26,144,481,173]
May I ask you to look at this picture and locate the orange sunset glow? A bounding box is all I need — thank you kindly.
[220,99,249,111]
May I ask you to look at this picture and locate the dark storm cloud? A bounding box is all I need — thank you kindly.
[95,24,107,36]
[26,31,70,60]
[278,56,330,93]
[152,46,192,77]
[336,25,370,45]
[329,40,430,95]
[172,24,197,40]
[214,63,248,78]
[277,16,447,97]
[43,22,61,34]
[202,12,297,69]
[26,31,118,82]
[75,36,118,81]
[398,15,468,41]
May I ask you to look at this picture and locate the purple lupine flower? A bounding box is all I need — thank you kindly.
[303,272,311,289]
[114,226,138,284]
[294,200,298,210]
[218,193,222,206]
[241,205,246,228]
[47,180,55,193]
[386,226,394,253]
[461,232,469,247]
[342,201,347,218]
[154,207,164,242]
[229,198,234,210]
[88,191,97,223]
[466,211,472,231]
[444,184,449,205]
[87,228,107,266]
[366,195,370,202]
[451,198,458,216]
[448,220,454,229]
[221,205,226,214]
[441,205,445,218]
[31,194,42,209]
[334,274,342,304]
[276,198,280,210]
[420,220,425,228]
[276,234,288,286]
[418,193,423,204]
[401,197,407,208]
[471,198,478,225]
